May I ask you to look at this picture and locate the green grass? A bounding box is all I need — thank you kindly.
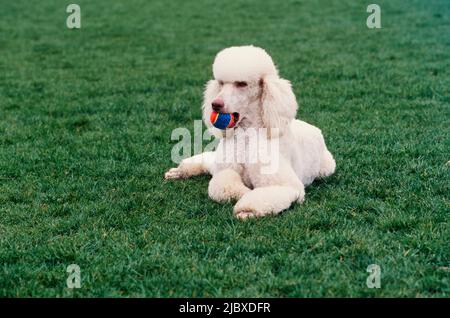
[0,0,449,297]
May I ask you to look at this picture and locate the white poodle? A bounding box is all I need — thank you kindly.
[165,45,336,219]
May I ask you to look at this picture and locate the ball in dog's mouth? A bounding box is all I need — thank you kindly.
[210,111,240,129]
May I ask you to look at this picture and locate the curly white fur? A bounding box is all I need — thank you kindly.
[165,45,336,219]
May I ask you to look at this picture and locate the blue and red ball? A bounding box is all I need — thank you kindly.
[210,111,240,130]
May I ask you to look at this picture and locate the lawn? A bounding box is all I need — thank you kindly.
[0,0,448,297]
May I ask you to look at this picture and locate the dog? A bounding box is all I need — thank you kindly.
[165,45,335,219]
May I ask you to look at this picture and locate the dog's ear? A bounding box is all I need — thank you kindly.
[260,75,298,138]
[202,80,223,138]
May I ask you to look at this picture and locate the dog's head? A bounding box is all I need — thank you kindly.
[202,45,298,138]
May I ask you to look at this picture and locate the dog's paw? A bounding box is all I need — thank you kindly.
[234,209,272,220]
[233,193,273,220]
[164,167,185,180]
[234,210,258,220]
[233,186,301,220]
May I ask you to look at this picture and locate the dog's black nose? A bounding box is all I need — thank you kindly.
[211,98,224,112]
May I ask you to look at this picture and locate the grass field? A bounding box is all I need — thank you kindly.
[0,0,448,297]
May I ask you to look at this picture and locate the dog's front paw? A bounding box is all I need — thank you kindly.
[233,191,273,220]
[164,167,185,180]
[234,204,269,220]
[233,186,301,220]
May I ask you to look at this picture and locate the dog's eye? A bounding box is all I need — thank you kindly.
[218,80,224,86]
[235,81,248,88]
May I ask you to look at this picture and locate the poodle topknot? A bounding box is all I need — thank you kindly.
[213,45,278,82]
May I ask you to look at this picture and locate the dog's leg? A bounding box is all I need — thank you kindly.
[233,159,305,219]
[208,169,250,203]
[234,184,304,220]
[164,152,215,180]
